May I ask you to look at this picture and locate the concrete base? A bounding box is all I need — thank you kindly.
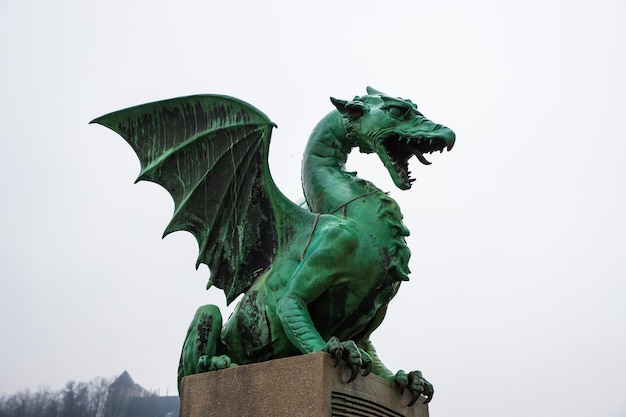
[180,352,429,417]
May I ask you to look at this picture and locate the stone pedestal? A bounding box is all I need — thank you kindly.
[180,352,429,417]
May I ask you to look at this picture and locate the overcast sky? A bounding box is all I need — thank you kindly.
[1,0,625,416]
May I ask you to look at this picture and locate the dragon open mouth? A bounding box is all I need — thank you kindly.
[382,134,454,187]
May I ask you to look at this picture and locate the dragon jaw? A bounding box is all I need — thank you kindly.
[332,89,456,190]
[378,129,455,190]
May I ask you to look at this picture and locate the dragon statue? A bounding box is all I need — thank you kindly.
[91,87,455,406]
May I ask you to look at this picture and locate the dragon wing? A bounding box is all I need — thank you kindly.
[91,95,312,304]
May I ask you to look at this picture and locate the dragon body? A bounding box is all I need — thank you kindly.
[92,87,455,405]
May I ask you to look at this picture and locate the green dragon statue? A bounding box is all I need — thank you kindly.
[91,87,455,406]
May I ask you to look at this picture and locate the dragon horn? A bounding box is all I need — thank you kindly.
[330,97,365,118]
[366,86,386,95]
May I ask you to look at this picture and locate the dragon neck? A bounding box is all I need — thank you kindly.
[301,110,411,281]
[302,111,368,213]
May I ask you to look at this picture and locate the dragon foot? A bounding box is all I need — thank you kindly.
[394,369,434,406]
[198,354,238,372]
[323,336,372,382]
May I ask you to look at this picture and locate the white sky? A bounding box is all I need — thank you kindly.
[1,0,625,415]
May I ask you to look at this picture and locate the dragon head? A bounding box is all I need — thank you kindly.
[331,87,455,190]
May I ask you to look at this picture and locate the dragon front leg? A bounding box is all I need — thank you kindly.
[276,295,327,354]
[276,222,370,381]
[276,296,371,382]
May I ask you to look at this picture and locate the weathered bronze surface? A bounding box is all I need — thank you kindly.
[92,87,455,405]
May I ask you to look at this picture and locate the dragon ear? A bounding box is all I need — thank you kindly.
[330,97,365,119]
[366,86,386,96]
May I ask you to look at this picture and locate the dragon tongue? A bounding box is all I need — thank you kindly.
[400,140,432,166]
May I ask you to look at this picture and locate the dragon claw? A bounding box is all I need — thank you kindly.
[394,369,433,406]
[323,336,343,367]
[395,370,409,395]
[408,391,422,407]
[360,350,372,377]
[322,337,367,382]
[334,351,342,368]
[197,355,209,372]
[348,364,360,383]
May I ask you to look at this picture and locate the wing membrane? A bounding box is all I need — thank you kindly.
[92,95,304,303]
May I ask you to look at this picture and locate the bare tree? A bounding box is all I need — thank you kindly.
[0,376,112,417]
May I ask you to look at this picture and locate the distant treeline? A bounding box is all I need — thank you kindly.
[0,377,111,417]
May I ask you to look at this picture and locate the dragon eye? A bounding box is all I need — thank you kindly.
[387,105,409,118]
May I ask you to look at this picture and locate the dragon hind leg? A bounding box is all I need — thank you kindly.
[177,304,235,390]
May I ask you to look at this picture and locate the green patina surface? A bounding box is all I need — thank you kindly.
[92,87,455,406]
